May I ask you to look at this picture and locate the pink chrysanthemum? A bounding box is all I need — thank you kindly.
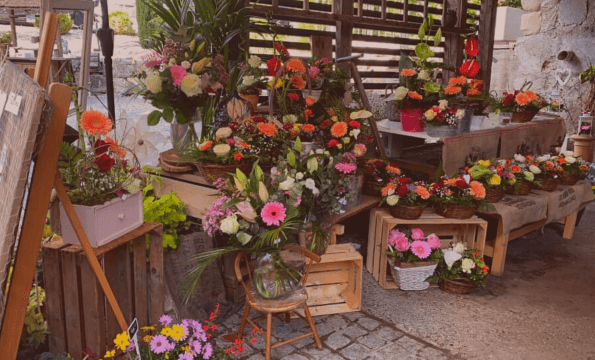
[159,314,172,326]
[395,238,411,252]
[335,162,357,174]
[261,202,287,226]
[169,65,187,86]
[150,335,171,354]
[411,228,425,240]
[203,342,214,359]
[410,240,431,259]
[427,234,441,249]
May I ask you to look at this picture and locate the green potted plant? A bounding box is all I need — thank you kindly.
[0,32,12,57]
[428,243,489,295]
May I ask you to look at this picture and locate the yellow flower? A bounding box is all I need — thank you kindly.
[181,73,202,97]
[170,324,187,341]
[104,350,115,358]
[161,326,173,337]
[114,331,130,351]
[182,345,192,353]
[342,137,351,144]
[479,160,491,167]
[145,73,162,94]
[489,174,501,185]
[141,326,156,332]
[144,335,153,343]
[268,78,284,89]
[509,177,516,185]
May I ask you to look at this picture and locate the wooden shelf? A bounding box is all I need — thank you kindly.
[331,195,381,224]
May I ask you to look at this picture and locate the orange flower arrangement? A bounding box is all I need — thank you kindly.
[557,157,566,165]
[408,91,423,100]
[257,122,278,137]
[449,76,467,86]
[286,58,306,74]
[524,90,539,101]
[81,110,112,136]
[467,88,481,97]
[444,85,462,95]
[544,161,555,170]
[330,122,348,138]
[305,95,316,107]
[291,74,306,89]
[445,178,459,185]
[105,137,126,158]
[381,183,397,197]
[302,124,315,132]
[200,140,213,151]
[515,92,532,106]
[469,79,484,90]
[401,69,417,77]
[386,165,401,175]
[510,165,521,173]
[415,186,430,200]
[469,181,486,199]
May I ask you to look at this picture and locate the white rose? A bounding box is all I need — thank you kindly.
[213,144,231,157]
[453,243,466,254]
[566,156,577,164]
[305,178,316,191]
[215,127,233,139]
[425,109,436,121]
[248,55,262,68]
[456,109,466,119]
[386,195,399,206]
[536,155,549,162]
[514,154,526,163]
[564,151,574,157]
[181,60,191,69]
[394,86,408,101]
[498,159,507,167]
[524,171,534,181]
[529,165,541,174]
[279,177,295,191]
[180,73,202,97]
[220,215,240,235]
[438,100,449,111]
[242,75,255,87]
[418,70,430,80]
[461,258,475,274]
[296,172,304,180]
[145,73,162,94]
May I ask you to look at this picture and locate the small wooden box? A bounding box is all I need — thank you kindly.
[367,208,487,290]
[296,243,363,317]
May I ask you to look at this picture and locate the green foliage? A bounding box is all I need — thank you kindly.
[109,11,134,35]
[24,286,48,349]
[34,14,72,35]
[498,0,522,9]
[0,31,11,43]
[580,65,595,84]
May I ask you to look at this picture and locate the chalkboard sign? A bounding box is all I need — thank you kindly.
[585,162,595,185]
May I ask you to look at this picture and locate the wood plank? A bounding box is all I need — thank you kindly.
[354,259,362,309]
[309,260,355,273]
[331,195,381,224]
[104,245,133,342]
[306,269,349,286]
[149,228,165,325]
[34,12,58,88]
[305,284,347,306]
[334,0,354,73]
[294,303,354,317]
[378,220,392,288]
[153,177,218,219]
[79,256,106,357]
[477,0,498,91]
[562,212,578,240]
[311,35,332,60]
[366,208,380,274]
[42,246,67,354]
[133,236,148,327]
[372,212,390,280]
[61,248,84,358]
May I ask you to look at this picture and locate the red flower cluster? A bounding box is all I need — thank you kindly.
[94,154,115,172]
[320,119,333,130]
[274,42,289,56]
[349,120,360,129]
[327,139,339,148]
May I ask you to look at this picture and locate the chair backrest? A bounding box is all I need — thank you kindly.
[234,245,321,302]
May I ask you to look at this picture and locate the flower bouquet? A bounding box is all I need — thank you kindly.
[382,171,431,220]
[423,100,469,137]
[556,151,589,185]
[360,159,399,196]
[321,109,370,156]
[430,175,487,219]
[237,55,267,110]
[532,154,563,191]
[505,154,540,195]
[493,82,548,123]
[231,115,289,169]
[385,228,443,290]
[428,243,488,295]
[306,56,349,105]
[466,159,515,203]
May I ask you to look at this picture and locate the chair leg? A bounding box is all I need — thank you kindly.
[265,312,273,360]
[285,312,291,323]
[237,303,251,338]
[303,305,322,349]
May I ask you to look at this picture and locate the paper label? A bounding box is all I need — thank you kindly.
[5,92,22,115]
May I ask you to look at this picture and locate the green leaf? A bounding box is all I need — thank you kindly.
[176,112,188,124]
[147,110,162,126]
[222,197,243,209]
[434,28,442,47]
[163,107,174,123]
[415,43,434,60]
[424,82,441,93]
[418,20,427,40]
[254,164,264,182]
[294,137,302,152]
[428,15,434,28]
[287,151,297,168]
[236,168,249,187]
[236,232,252,245]
[163,233,178,249]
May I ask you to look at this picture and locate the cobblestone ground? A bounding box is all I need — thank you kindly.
[215,307,459,360]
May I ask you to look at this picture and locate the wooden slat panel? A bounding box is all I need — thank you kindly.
[149,229,164,325]
[104,245,133,342]
[61,248,84,358]
[306,269,349,285]
[133,236,148,327]
[42,244,67,354]
[79,256,106,357]
[353,33,445,47]
[305,283,347,306]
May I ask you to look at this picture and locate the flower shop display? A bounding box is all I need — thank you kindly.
[466,159,514,203]
[493,81,548,123]
[428,243,488,295]
[237,55,267,111]
[532,154,562,192]
[504,154,540,195]
[305,56,349,105]
[321,109,371,157]
[361,159,400,196]
[385,228,443,290]
[58,110,143,247]
[381,170,431,220]
[423,100,471,137]
[556,151,590,186]
[430,175,487,219]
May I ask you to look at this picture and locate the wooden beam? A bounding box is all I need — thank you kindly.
[34,12,59,87]
[311,35,333,59]
[334,0,354,73]
[403,0,409,23]
[477,0,498,92]
[442,0,463,85]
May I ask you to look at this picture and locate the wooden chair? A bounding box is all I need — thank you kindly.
[233,244,323,360]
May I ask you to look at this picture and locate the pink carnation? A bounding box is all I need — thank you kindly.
[395,238,410,252]
[388,229,407,246]
[261,201,287,226]
[411,228,425,240]
[427,234,441,249]
[410,240,431,259]
[335,162,357,174]
[170,65,187,86]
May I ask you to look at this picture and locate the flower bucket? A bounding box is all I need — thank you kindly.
[485,188,505,203]
[59,192,144,248]
[425,125,458,138]
[239,92,259,112]
[456,107,474,134]
[388,257,437,291]
[346,174,364,207]
[400,108,424,132]
[439,278,477,295]
[435,203,477,219]
[388,204,424,220]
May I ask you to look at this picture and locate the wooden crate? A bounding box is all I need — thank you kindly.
[367,208,487,290]
[42,223,164,359]
[295,243,362,317]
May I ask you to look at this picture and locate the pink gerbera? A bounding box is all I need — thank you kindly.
[410,240,431,259]
[169,65,187,86]
[411,228,424,240]
[150,335,171,354]
[427,234,441,249]
[179,353,193,360]
[191,340,202,355]
[159,314,172,326]
[395,238,411,252]
[261,202,287,226]
[335,162,357,174]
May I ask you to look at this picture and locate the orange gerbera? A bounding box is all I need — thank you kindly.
[445,178,458,186]
[200,140,213,151]
[467,88,481,97]
[515,92,532,106]
[286,58,306,74]
[257,122,278,136]
[291,74,306,90]
[385,165,401,175]
[470,181,486,199]
[401,69,417,77]
[302,124,315,132]
[305,95,316,107]
[557,157,566,165]
[415,186,431,200]
[381,183,397,197]
[444,85,462,95]
[544,161,554,170]
[408,91,423,100]
[330,122,348,138]
[105,137,126,158]
[81,110,112,136]
[524,90,539,101]
[449,76,467,86]
[510,165,521,173]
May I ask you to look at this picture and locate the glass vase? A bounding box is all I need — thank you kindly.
[299,212,333,255]
[253,248,305,299]
[170,110,202,155]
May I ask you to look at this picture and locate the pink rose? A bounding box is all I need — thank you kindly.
[395,238,410,252]
[388,230,407,246]
[411,228,425,240]
[427,234,441,249]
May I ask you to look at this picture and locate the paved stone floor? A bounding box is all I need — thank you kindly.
[216,307,459,360]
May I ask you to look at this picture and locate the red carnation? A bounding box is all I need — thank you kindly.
[94,154,115,172]
[287,93,299,101]
[459,59,480,77]
[267,57,283,77]
[327,139,339,148]
[503,94,514,105]
[320,119,333,129]
[431,107,440,113]
[396,184,409,197]
[465,37,479,57]
[94,139,109,156]
[399,177,411,185]
[349,121,360,129]
[283,123,293,131]
[455,179,469,189]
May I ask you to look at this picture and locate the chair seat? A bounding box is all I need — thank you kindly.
[246,285,308,313]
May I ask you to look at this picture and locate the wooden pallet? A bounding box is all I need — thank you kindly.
[367,208,488,290]
[295,243,363,317]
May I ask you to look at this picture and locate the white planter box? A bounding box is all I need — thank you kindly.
[59,191,144,248]
[495,7,526,42]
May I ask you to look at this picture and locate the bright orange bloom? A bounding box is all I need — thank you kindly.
[544,161,554,170]
[557,157,566,165]
[401,69,417,77]
[415,186,430,200]
[381,183,397,197]
[408,91,423,100]
[385,165,401,175]
[506,159,512,166]
[510,165,521,173]
[330,122,348,137]
[515,92,532,106]
[445,178,458,185]
[526,155,533,162]
[233,153,243,161]
[81,110,112,136]
[444,85,462,95]
[469,181,486,199]
[305,95,316,107]
[497,165,504,172]
[238,142,251,149]
[449,76,467,86]
[257,122,278,136]
[467,88,481,97]
[200,141,213,151]
[286,58,306,74]
[302,124,315,132]
[106,137,126,158]
[469,79,484,90]
[291,74,306,89]
[524,90,539,101]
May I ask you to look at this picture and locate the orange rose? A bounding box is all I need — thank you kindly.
[305,95,316,107]
[445,178,458,186]
[286,58,306,73]
[385,165,401,175]
[381,183,396,197]
[233,153,243,161]
[524,90,539,101]
[557,157,566,165]
[545,161,554,170]
[200,140,213,151]
[510,165,521,173]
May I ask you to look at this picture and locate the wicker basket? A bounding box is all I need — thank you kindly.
[505,181,532,196]
[195,162,253,184]
[560,174,580,186]
[484,188,504,203]
[511,109,539,123]
[439,278,477,295]
[536,178,560,192]
[388,258,437,291]
[362,180,384,196]
[435,203,477,219]
[389,204,424,220]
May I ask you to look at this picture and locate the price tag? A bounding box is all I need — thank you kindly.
[128,318,141,358]
[5,92,22,116]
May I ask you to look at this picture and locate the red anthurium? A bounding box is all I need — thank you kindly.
[465,37,479,57]
[267,57,282,77]
[459,59,480,78]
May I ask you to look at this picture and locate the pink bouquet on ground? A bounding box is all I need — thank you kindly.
[386,228,443,264]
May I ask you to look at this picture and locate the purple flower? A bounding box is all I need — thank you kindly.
[191,340,202,355]
[159,314,172,326]
[203,342,213,359]
[150,335,171,354]
[179,353,193,360]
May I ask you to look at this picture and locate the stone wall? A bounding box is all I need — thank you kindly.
[490,0,595,134]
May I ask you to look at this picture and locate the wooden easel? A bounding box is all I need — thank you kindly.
[0,12,127,359]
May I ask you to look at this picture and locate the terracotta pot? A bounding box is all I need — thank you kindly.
[400,108,425,132]
[570,135,595,162]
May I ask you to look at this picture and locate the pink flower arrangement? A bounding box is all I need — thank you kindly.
[427,234,441,249]
[411,228,425,240]
[170,65,187,86]
[410,240,431,259]
[309,66,321,79]
[386,228,443,263]
[335,162,357,174]
[261,201,287,226]
[352,143,367,157]
[395,238,410,252]
[150,334,173,354]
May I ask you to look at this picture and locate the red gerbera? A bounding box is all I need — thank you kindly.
[459,60,480,77]
[287,93,299,101]
[465,37,479,57]
[267,57,282,77]
[327,139,339,148]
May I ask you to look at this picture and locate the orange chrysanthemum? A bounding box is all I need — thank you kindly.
[557,157,566,165]
[449,76,467,86]
[524,90,539,101]
[469,181,486,199]
[302,124,315,132]
[469,79,484,90]
[408,91,423,100]
[467,88,481,97]
[515,92,532,106]
[258,122,278,137]
[445,178,458,186]
[286,58,306,74]
[385,165,401,175]
[401,69,417,77]
[106,137,126,158]
[330,122,348,138]
[381,183,397,197]
[81,110,112,136]
[444,85,462,95]
[200,140,213,151]
[415,186,430,200]
[291,74,306,90]
[305,95,316,107]
[510,165,521,173]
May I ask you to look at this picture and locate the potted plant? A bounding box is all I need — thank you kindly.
[237,55,267,111]
[320,109,371,157]
[305,56,349,105]
[428,243,489,295]
[430,175,487,219]
[466,159,514,203]
[493,82,548,123]
[532,154,563,192]
[385,228,443,290]
[423,100,469,137]
[504,154,540,195]
[382,172,431,220]
[556,152,590,186]
[360,158,399,196]
[58,110,144,248]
